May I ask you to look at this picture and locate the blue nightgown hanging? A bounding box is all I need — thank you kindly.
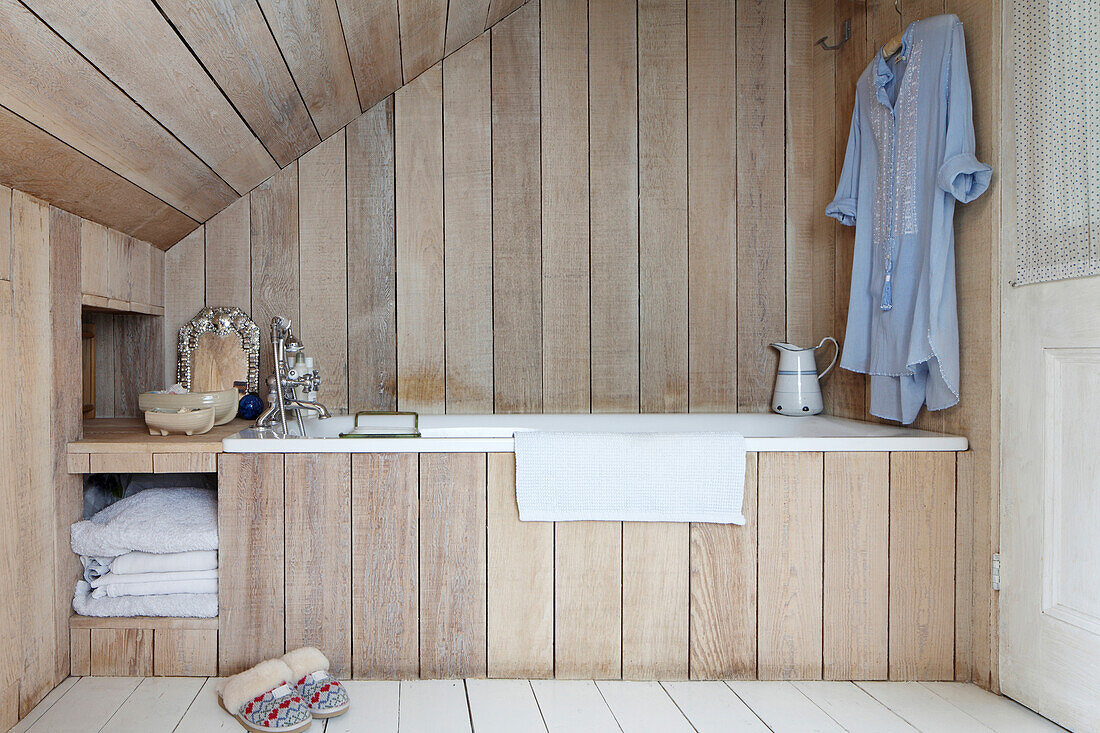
[827,14,992,424]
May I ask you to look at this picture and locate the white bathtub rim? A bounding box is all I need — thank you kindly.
[222,413,968,453]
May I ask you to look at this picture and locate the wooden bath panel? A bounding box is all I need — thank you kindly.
[214,449,959,681]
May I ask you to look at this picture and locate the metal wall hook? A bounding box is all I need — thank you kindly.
[816,19,851,51]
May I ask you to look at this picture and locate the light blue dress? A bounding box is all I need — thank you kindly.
[827,14,992,424]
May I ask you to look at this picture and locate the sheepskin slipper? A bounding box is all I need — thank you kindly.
[217,659,313,733]
[282,647,350,719]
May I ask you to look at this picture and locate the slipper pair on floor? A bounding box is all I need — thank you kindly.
[218,647,350,732]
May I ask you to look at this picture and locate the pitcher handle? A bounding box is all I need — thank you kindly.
[816,337,839,380]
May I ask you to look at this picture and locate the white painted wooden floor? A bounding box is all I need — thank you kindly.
[9,677,1065,733]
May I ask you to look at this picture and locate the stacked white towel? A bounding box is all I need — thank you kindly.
[72,488,219,618]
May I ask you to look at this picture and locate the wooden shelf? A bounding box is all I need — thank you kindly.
[71,614,217,630]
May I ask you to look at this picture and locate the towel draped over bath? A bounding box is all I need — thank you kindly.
[514,431,746,524]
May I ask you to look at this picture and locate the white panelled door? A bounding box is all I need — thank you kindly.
[1000,275,1100,731]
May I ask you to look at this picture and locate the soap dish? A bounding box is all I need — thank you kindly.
[145,407,216,436]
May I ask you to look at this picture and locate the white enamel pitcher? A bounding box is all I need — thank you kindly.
[770,337,839,416]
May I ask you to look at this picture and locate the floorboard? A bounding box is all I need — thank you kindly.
[466,679,546,732]
[529,680,621,733]
[792,681,917,732]
[325,681,400,733]
[173,678,240,733]
[24,677,140,732]
[8,676,78,733]
[100,677,204,733]
[661,680,769,732]
[726,681,845,733]
[857,681,995,732]
[398,680,472,733]
[920,682,1065,732]
[595,681,693,733]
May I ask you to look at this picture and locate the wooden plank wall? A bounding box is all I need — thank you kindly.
[833,0,1002,689]
[217,449,959,682]
[0,185,164,729]
[165,0,838,416]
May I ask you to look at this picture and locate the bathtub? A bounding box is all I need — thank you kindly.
[222,413,967,453]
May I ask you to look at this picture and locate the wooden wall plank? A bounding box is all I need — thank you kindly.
[204,196,251,310]
[639,0,688,413]
[589,0,638,412]
[735,0,786,411]
[623,522,689,679]
[0,106,198,249]
[690,452,757,679]
[486,453,553,678]
[351,453,419,678]
[486,0,526,27]
[285,454,352,677]
[758,452,824,680]
[92,312,119,417]
[130,240,152,307]
[299,131,349,411]
[399,0,450,82]
[810,1,837,352]
[12,191,56,715]
[0,186,9,282]
[889,451,955,681]
[555,522,622,679]
[250,164,300,385]
[119,313,164,417]
[336,0,403,111]
[70,628,90,677]
[153,452,218,473]
[150,244,166,308]
[164,228,205,385]
[50,206,83,683]
[686,0,736,412]
[106,230,133,303]
[89,451,153,474]
[80,220,108,299]
[824,452,889,680]
[443,36,494,413]
[785,0,836,349]
[347,99,397,411]
[0,2,236,220]
[445,0,492,54]
[492,2,542,413]
[153,629,218,676]
[218,453,285,675]
[257,0,361,139]
[0,283,22,710]
[395,66,446,412]
[157,0,320,167]
[91,628,153,676]
[944,0,998,690]
[419,453,487,678]
[540,0,590,413]
[829,0,867,419]
[25,0,278,194]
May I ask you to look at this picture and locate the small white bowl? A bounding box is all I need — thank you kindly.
[139,388,238,425]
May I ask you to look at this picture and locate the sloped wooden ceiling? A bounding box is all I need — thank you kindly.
[0,0,527,248]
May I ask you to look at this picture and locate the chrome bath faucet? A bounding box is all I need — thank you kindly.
[254,316,331,435]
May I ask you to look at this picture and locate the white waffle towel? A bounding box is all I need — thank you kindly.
[514,431,746,523]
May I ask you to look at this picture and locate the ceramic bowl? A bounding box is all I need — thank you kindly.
[138,387,238,425]
[144,407,216,436]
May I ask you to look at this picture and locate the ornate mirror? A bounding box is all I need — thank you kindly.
[177,307,260,394]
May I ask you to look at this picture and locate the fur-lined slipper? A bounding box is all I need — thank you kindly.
[282,647,351,719]
[217,659,313,733]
